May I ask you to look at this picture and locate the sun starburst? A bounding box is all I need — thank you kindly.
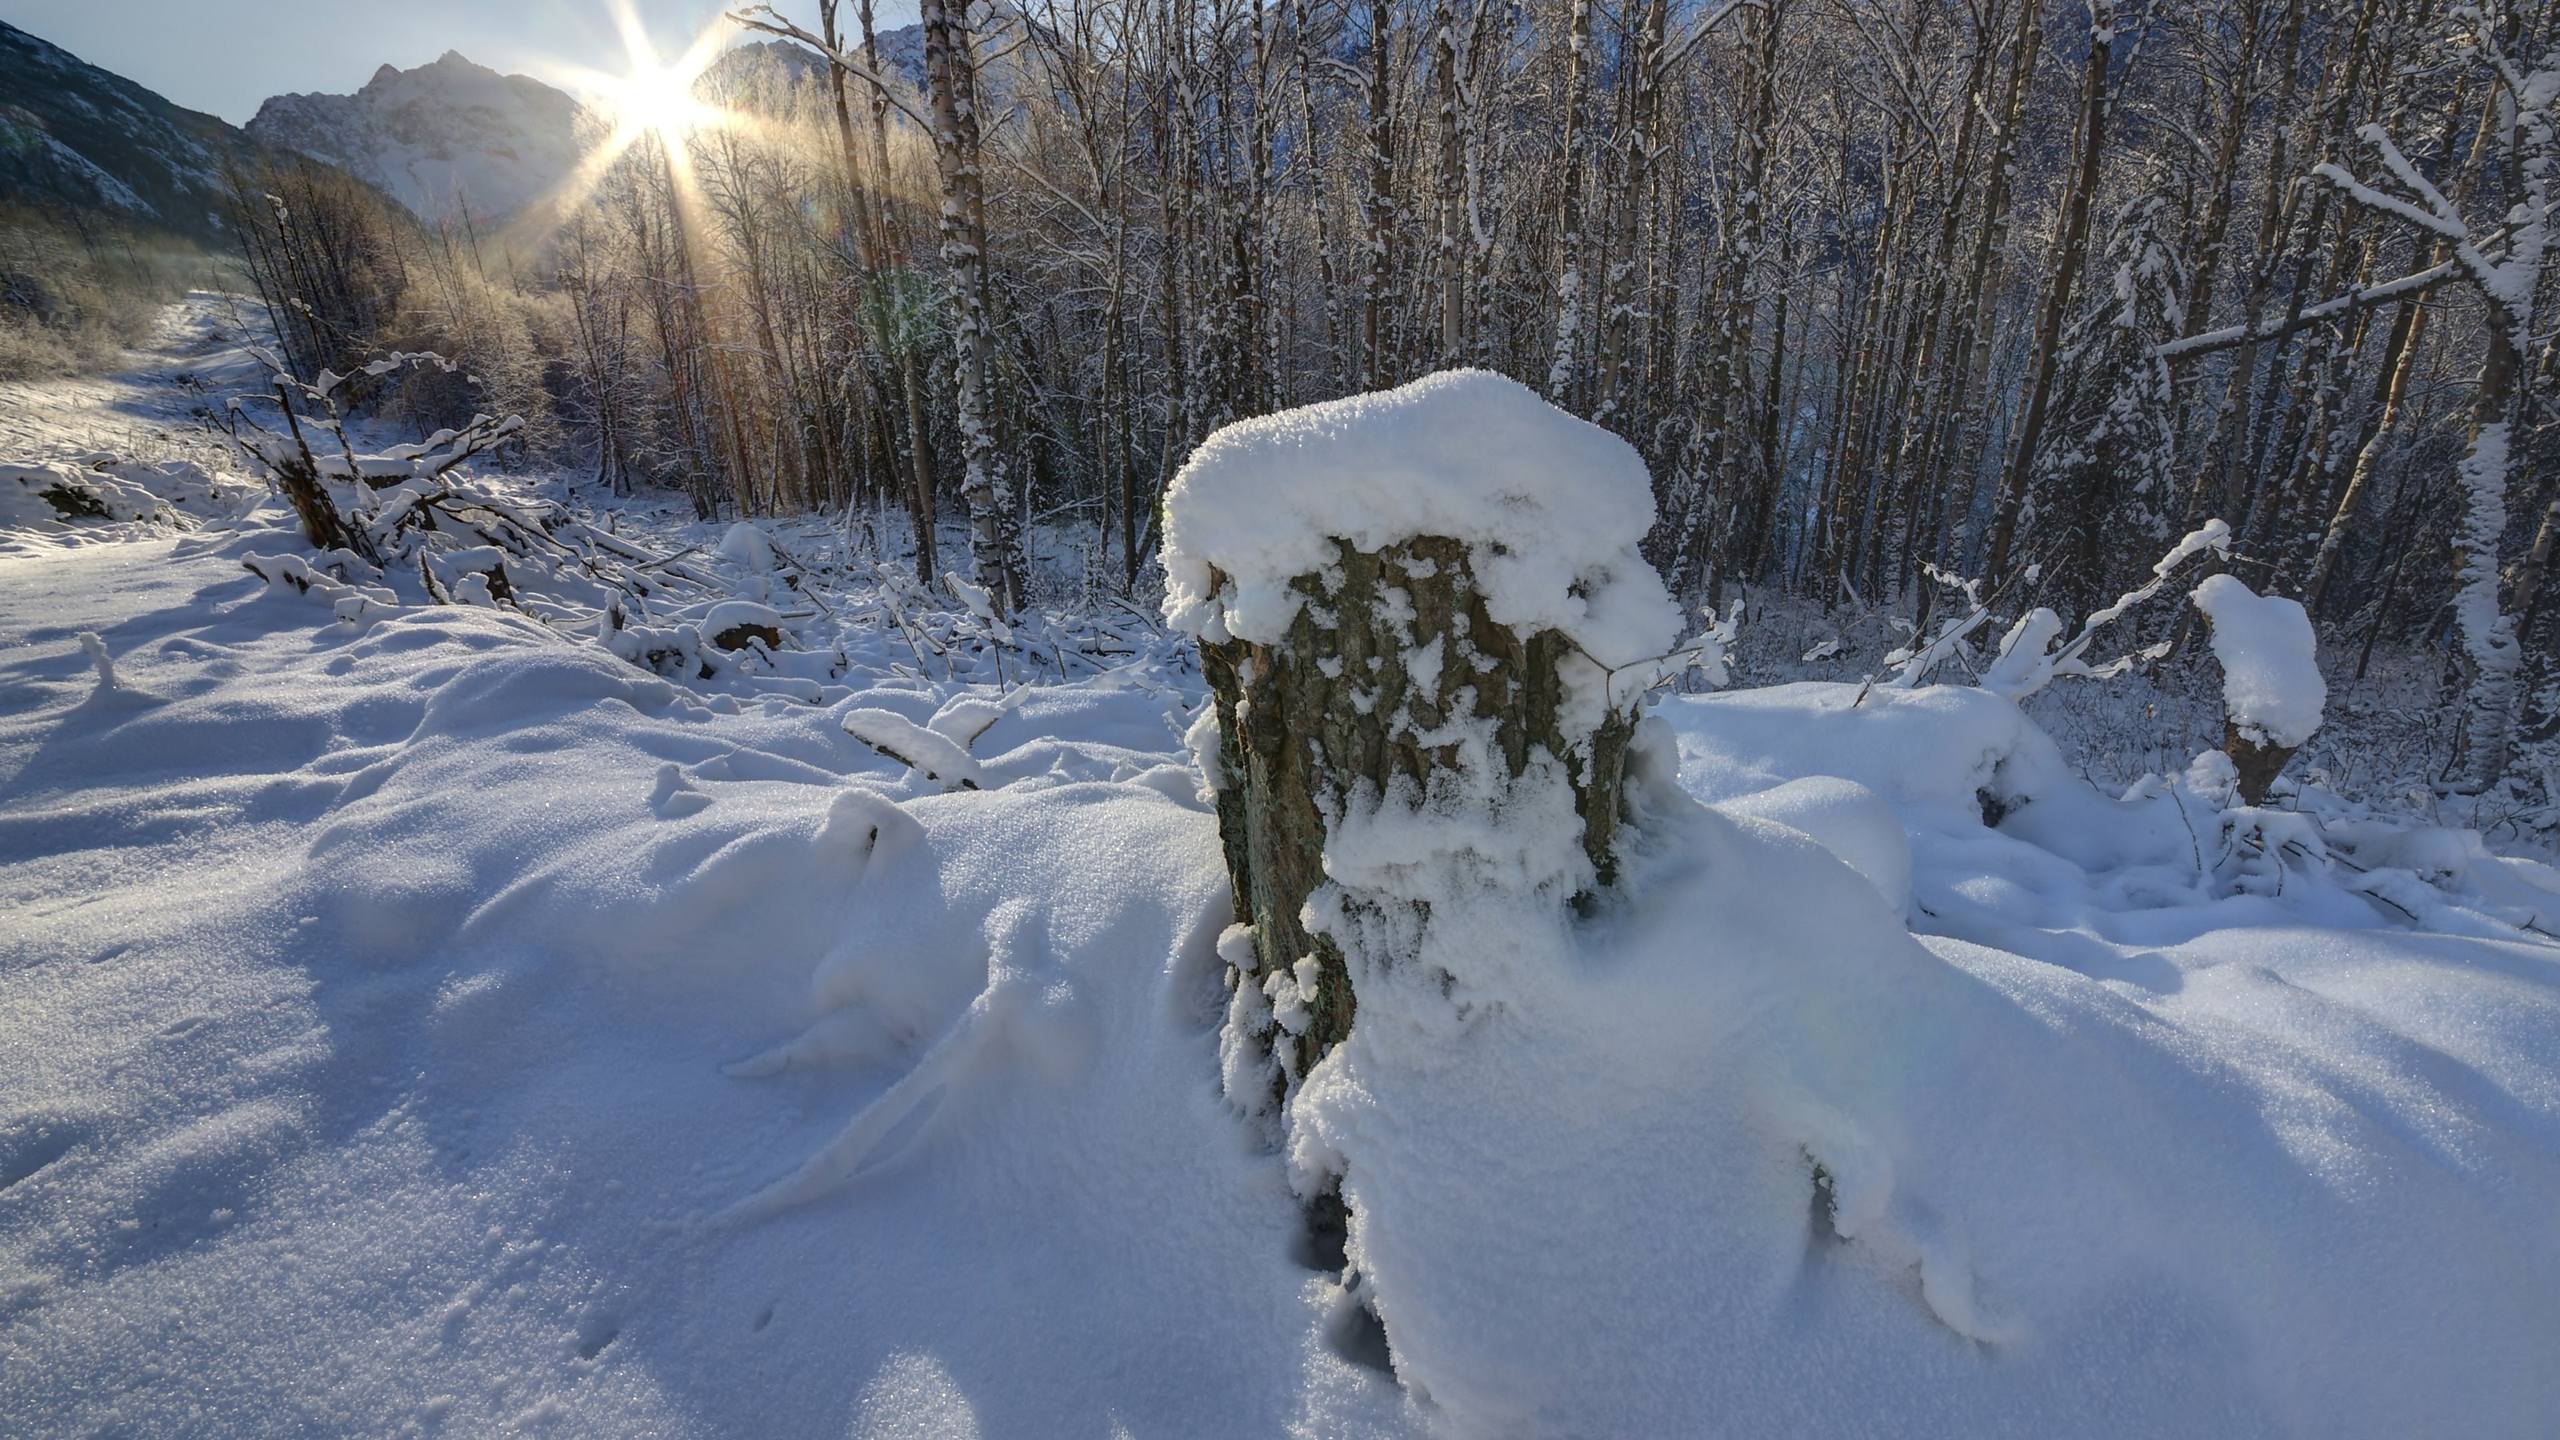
[512,0,749,248]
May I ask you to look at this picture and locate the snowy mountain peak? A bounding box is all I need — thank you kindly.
[247,52,588,225]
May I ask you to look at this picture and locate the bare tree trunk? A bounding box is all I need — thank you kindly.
[1359,0,1397,389]
[1545,0,1592,404]
[2302,279,2428,612]
[1694,0,1785,579]
[1982,0,2117,584]
[1433,0,1465,365]
[1930,0,2040,574]
[921,0,1029,610]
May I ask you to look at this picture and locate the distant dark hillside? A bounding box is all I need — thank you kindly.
[0,20,288,246]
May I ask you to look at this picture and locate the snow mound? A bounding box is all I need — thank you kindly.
[2191,573,2326,747]
[1663,680,2073,820]
[1159,368,1680,669]
[1315,781,2560,1434]
[1718,774,1912,911]
[2,457,246,536]
[1303,685,2560,1435]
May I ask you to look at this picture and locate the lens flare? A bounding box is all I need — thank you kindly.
[514,0,750,247]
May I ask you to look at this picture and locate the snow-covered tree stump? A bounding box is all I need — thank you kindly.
[2191,575,2325,805]
[1164,372,1682,1105]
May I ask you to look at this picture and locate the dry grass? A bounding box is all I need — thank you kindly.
[0,206,234,381]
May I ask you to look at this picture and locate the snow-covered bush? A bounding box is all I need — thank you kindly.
[1886,520,2230,703]
[2,459,169,527]
[1,451,261,537]
[1975,520,2232,701]
[224,349,518,560]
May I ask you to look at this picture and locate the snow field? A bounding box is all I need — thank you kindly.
[3,299,2559,1435]
[0,527,1410,1434]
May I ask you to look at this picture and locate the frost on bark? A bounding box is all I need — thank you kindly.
[2303,10,2553,791]
[1194,538,1641,1089]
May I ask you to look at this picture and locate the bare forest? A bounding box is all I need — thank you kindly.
[223,0,2560,790]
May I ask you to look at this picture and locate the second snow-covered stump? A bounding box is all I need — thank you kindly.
[1163,371,1683,1103]
[2190,574,2326,804]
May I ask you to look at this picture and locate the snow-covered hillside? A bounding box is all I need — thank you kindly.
[4,297,2560,1436]
[247,53,588,225]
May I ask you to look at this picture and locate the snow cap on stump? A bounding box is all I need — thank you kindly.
[1160,369,1681,673]
[2189,573,2325,750]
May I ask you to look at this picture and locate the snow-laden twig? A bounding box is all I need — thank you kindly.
[1978,519,2232,701]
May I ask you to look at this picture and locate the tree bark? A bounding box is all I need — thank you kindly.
[1982,0,2117,584]
[921,0,1028,611]
[1198,534,1641,1094]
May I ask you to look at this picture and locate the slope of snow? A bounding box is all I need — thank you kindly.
[5,303,2560,1436]
[0,538,1408,1434]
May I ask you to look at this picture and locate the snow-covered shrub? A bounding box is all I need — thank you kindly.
[2,459,167,527]
[0,453,255,536]
[218,350,861,701]
[1889,520,2230,702]
[1679,599,1746,690]
[1881,564,2003,687]
[374,261,569,464]
[1975,519,2233,701]
[240,550,401,626]
[0,204,215,381]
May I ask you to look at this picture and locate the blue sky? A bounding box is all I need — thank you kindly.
[0,0,912,124]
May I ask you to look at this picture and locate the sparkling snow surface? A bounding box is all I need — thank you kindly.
[3,300,2559,1436]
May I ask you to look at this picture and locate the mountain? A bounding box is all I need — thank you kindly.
[694,34,925,112]
[699,38,838,96]
[246,52,587,226]
[697,17,1037,120]
[0,21,271,244]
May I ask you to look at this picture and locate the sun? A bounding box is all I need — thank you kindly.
[597,0,737,150]
[509,0,752,246]
[601,49,720,150]
[539,0,741,159]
